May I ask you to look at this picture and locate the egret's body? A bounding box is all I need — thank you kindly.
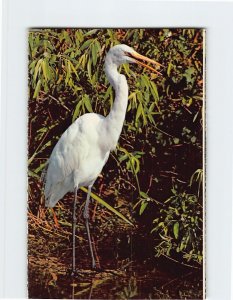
[44,44,162,273]
[45,113,109,206]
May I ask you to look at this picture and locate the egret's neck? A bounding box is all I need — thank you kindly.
[103,59,129,150]
[104,59,120,90]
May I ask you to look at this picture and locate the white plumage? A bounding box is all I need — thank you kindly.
[44,44,162,273]
[45,113,109,207]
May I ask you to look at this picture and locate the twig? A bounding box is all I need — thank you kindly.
[110,153,124,173]
[153,125,174,138]
[160,270,194,289]
[183,106,192,115]
[161,254,201,270]
[48,94,70,111]
[146,175,153,194]
[40,91,70,111]
[28,130,49,165]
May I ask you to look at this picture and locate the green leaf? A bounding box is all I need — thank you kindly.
[173,137,180,144]
[123,63,130,77]
[42,59,49,81]
[150,81,160,111]
[34,162,47,174]
[87,58,92,79]
[80,39,93,51]
[130,156,140,174]
[149,102,155,112]
[173,222,179,239]
[191,136,197,143]
[84,95,93,112]
[139,191,149,199]
[128,92,136,101]
[150,81,159,101]
[141,74,150,89]
[118,154,128,162]
[167,62,173,76]
[184,67,196,84]
[33,58,42,82]
[139,201,148,215]
[28,170,40,179]
[72,101,82,122]
[95,40,101,53]
[33,79,41,99]
[84,29,98,37]
[69,60,79,79]
[65,59,71,85]
[91,42,98,66]
[104,86,113,101]
[136,102,143,121]
[29,60,36,73]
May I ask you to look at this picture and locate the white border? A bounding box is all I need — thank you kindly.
[1,0,233,298]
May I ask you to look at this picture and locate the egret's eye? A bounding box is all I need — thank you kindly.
[124,51,132,58]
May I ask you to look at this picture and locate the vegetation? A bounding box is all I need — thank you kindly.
[28,28,204,298]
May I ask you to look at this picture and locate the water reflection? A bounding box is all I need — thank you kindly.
[28,258,203,299]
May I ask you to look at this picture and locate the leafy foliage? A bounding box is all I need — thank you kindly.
[152,187,203,265]
[28,28,204,272]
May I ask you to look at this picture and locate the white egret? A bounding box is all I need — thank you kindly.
[44,44,162,274]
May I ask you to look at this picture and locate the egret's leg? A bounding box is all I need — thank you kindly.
[72,187,78,274]
[83,185,96,269]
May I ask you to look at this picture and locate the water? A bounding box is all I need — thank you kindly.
[28,231,203,299]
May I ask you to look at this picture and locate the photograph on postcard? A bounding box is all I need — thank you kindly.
[28,28,204,299]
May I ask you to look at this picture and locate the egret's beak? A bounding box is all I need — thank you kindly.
[127,51,164,76]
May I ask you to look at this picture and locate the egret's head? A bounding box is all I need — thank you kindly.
[106,44,163,75]
[107,44,136,65]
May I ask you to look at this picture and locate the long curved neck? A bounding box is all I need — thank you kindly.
[103,58,129,150]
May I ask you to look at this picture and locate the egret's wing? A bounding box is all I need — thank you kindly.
[44,113,103,206]
[45,120,89,186]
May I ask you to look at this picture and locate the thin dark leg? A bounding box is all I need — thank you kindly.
[83,185,96,269]
[72,187,78,274]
